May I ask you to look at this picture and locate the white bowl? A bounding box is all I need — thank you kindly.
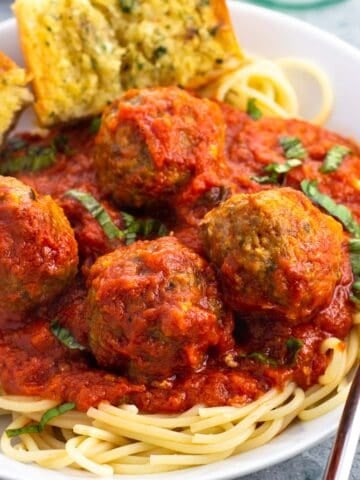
[0,2,360,479]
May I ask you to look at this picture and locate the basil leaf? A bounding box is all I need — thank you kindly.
[65,190,124,241]
[248,352,278,367]
[66,190,168,245]
[247,98,262,121]
[6,402,76,438]
[121,212,168,245]
[38,402,76,429]
[349,240,360,276]
[320,145,350,174]
[50,319,86,350]
[279,136,307,160]
[265,158,302,175]
[286,337,303,364]
[0,145,56,175]
[301,180,360,238]
[88,116,101,135]
[252,158,302,185]
[5,424,41,438]
[251,174,278,185]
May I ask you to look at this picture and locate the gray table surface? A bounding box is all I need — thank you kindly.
[0,0,359,479]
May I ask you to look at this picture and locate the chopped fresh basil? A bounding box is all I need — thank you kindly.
[300,180,360,238]
[88,116,101,135]
[119,0,135,13]
[251,174,278,185]
[121,211,168,245]
[319,145,351,173]
[66,190,168,245]
[50,319,86,351]
[247,98,262,121]
[247,352,278,367]
[301,180,360,303]
[280,136,307,160]
[349,239,360,301]
[286,337,303,364]
[0,145,56,175]
[6,402,76,438]
[252,158,302,185]
[65,190,124,241]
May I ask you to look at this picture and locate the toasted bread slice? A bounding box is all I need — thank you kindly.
[91,0,243,90]
[13,0,124,126]
[14,0,243,126]
[0,51,33,143]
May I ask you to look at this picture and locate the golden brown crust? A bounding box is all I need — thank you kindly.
[13,0,123,126]
[0,51,17,73]
[0,50,33,143]
[13,0,244,125]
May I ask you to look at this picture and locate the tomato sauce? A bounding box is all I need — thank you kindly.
[0,104,356,413]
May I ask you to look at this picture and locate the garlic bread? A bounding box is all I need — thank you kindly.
[0,51,33,144]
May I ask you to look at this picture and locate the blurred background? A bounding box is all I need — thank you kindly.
[244,0,360,47]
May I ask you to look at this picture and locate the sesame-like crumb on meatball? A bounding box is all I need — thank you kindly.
[200,188,345,324]
[0,176,78,321]
[86,236,234,382]
[94,86,229,209]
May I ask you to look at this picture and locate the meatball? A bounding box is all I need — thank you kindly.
[86,236,233,382]
[0,176,78,321]
[200,188,345,324]
[94,86,229,209]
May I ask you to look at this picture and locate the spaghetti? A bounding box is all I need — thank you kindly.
[0,18,357,477]
[0,323,358,476]
[205,55,333,126]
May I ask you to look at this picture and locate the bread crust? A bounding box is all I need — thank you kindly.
[0,50,33,143]
[13,0,243,126]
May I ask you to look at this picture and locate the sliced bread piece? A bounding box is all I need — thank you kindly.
[13,0,124,126]
[0,51,33,143]
[91,0,244,90]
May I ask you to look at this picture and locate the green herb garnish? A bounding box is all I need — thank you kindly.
[301,180,360,238]
[349,239,360,302]
[247,352,278,367]
[286,337,303,364]
[0,145,56,175]
[301,180,360,303]
[319,145,351,173]
[50,319,86,350]
[88,116,101,135]
[122,212,168,245]
[6,403,76,438]
[247,98,262,121]
[66,190,168,245]
[280,136,307,160]
[66,190,124,241]
[252,158,302,185]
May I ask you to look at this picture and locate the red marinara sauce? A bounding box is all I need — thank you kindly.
[0,98,356,413]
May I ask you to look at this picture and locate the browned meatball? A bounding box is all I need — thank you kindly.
[86,236,233,382]
[200,188,345,324]
[94,86,229,208]
[0,176,78,322]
